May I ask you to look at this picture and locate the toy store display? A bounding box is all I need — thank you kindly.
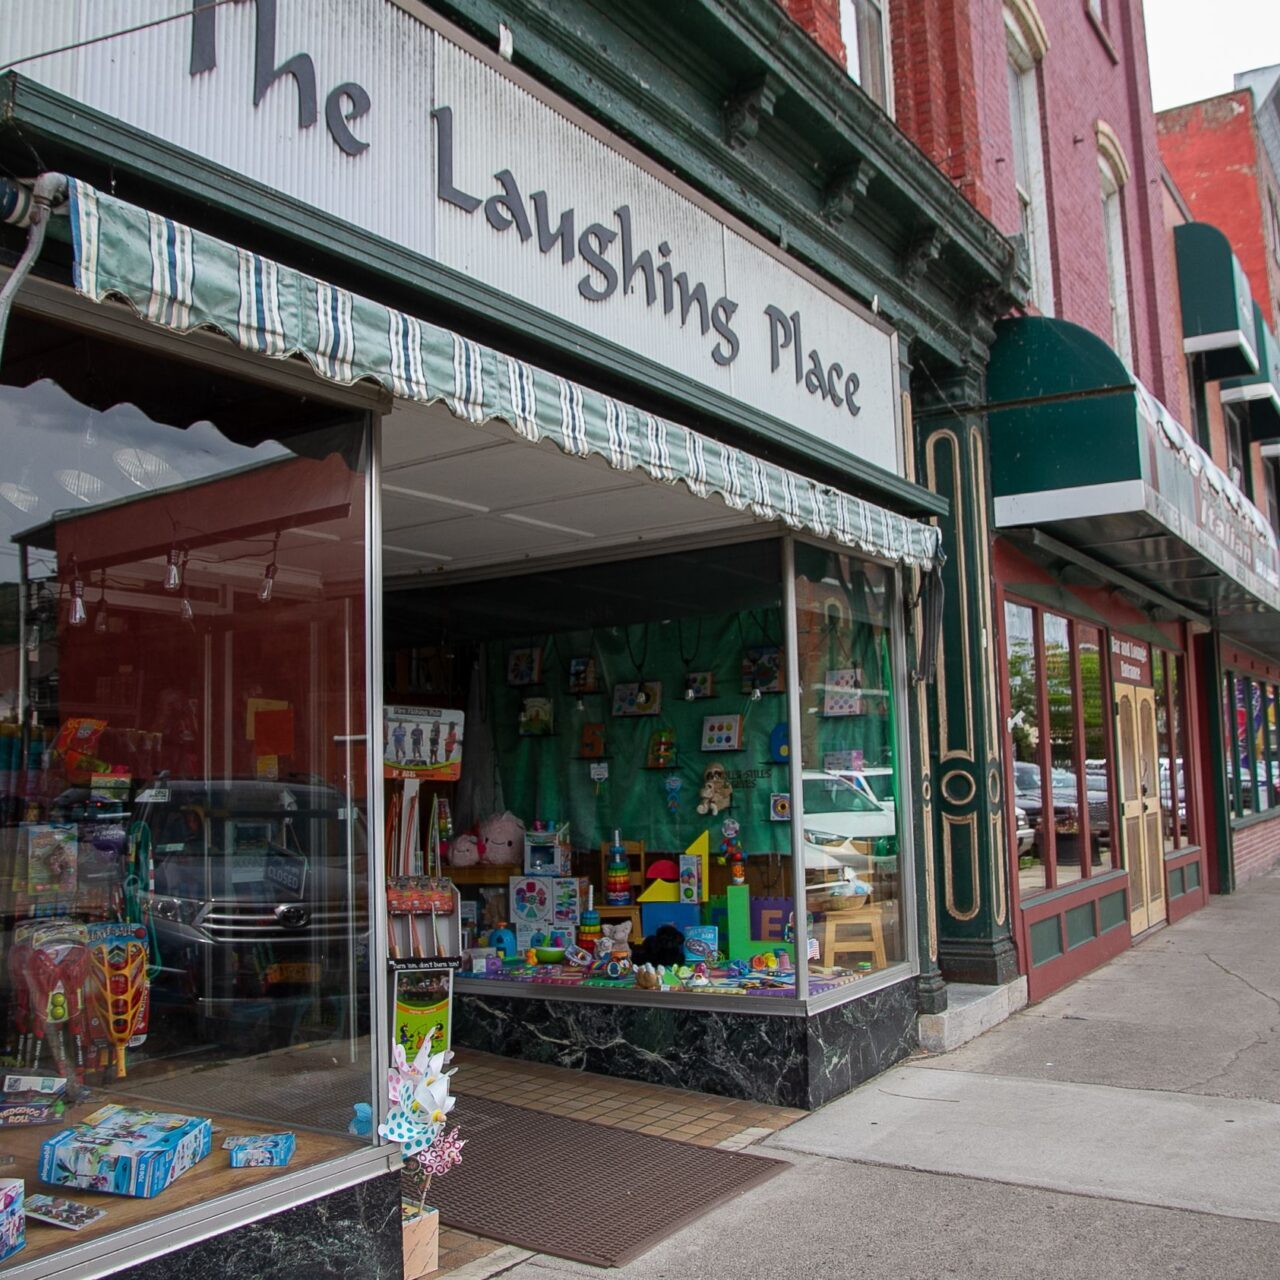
[3,919,151,1093]
[384,788,461,961]
[391,580,899,1002]
[38,1105,212,1199]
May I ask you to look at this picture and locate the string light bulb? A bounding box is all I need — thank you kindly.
[259,533,279,603]
[68,558,88,628]
[163,546,183,592]
[180,595,194,623]
[93,571,109,634]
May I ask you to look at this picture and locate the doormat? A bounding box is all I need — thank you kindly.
[416,1094,788,1267]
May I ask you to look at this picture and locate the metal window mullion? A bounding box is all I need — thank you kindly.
[782,536,808,1003]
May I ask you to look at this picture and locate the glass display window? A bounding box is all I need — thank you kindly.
[793,544,907,992]
[1000,598,1172,897]
[388,539,806,1002]
[0,317,375,1267]
[381,525,914,1008]
[1222,669,1280,820]
[1004,600,1048,894]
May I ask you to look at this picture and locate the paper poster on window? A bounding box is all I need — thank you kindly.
[393,966,452,1058]
[384,706,465,780]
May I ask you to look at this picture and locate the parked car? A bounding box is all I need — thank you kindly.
[801,770,897,888]
[130,778,370,1049]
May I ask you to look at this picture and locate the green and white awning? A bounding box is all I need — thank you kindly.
[65,178,940,570]
[1221,301,1280,442]
[1174,223,1259,380]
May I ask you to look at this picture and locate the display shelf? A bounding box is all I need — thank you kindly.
[442,865,515,885]
[0,1096,362,1266]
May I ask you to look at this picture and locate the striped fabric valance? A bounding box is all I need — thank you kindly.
[66,178,940,569]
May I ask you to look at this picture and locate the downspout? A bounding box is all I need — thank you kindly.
[0,172,68,361]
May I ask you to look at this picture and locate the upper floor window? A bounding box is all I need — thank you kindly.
[1005,3,1054,313]
[1096,122,1133,367]
[839,0,891,113]
[1268,188,1280,267]
[1225,403,1250,495]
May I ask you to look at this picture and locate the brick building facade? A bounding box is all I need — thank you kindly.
[776,0,1280,998]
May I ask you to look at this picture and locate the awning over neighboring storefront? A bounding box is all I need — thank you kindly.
[58,178,940,571]
[1221,301,1280,441]
[987,316,1280,655]
[1174,222,1259,380]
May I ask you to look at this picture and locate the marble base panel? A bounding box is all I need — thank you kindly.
[453,980,919,1109]
[110,1171,402,1280]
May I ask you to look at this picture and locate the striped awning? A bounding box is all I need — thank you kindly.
[65,178,940,569]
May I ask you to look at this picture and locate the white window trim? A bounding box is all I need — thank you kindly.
[1096,121,1133,369]
[839,0,894,118]
[1005,9,1054,314]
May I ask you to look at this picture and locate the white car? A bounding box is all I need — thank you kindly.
[801,771,896,887]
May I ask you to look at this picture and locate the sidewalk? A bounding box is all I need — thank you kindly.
[506,868,1280,1279]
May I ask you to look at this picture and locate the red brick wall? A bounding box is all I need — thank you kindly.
[886,1,1185,415]
[888,0,992,216]
[1232,815,1280,885]
[1157,93,1280,333]
[777,0,847,65]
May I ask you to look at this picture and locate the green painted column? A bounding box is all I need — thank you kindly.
[910,361,1018,986]
[1195,631,1235,895]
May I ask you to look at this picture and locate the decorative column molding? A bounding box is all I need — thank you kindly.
[912,360,1018,986]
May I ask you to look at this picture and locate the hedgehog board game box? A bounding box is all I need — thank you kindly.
[38,1105,212,1198]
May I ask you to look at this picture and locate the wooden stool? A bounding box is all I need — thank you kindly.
[816,900,888,971]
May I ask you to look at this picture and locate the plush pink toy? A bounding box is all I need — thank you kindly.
[478,811,525,866]
[448,833,481,867]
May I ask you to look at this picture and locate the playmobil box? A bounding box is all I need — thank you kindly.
[38,1105,212,1199]
[0,1179,24,1262]
[223,1132,296,1168]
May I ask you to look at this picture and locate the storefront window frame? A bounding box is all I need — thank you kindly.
[1221,666,1280,823]
[0,284,398,1280]
[1001,592,1135,900]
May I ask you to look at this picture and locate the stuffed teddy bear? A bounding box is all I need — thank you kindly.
[697,762,733,815]
[478,811,525,865]
[632,924,686,969]
[448,832,481,867]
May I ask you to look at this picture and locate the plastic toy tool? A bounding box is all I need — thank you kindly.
[90,940,147,1078]
[27,943,89,1083]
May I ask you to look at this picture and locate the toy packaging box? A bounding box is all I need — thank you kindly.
[38,1105,212,1199]
[223,1133,296,1168]
[0,1179,24,1262]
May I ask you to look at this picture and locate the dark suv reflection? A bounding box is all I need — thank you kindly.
[130,779,369,1051]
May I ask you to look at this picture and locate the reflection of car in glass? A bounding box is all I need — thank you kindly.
[130,779,369,1049]
[802,771,896,888]
[1014,806,1034,855]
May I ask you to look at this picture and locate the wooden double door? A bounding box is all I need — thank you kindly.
[1115,685,1166,934]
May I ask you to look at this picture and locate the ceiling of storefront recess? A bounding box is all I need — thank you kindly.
[380,400,757,580]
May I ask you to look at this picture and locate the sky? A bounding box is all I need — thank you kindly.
[1145,0,1280,111]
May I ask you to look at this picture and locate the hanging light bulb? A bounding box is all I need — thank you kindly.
[93,571,109,634]
[751,687,762,702]
[68,559,88,628]
[575,696,585,713]
[163,546,183,592]
[259,533,280,603]
[180,595,194,623]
